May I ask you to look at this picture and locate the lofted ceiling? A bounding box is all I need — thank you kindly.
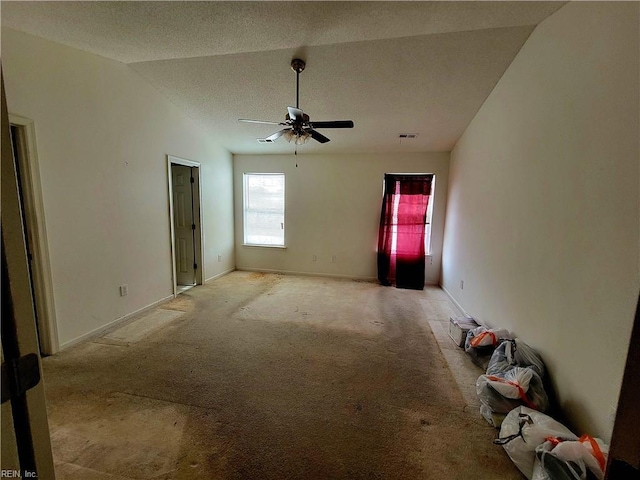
[1,1,566,154]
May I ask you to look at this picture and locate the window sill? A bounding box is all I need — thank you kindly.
[242,244,287,249]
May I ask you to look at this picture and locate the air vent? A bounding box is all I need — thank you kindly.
[257,138,275,143]
[398,133,418,139]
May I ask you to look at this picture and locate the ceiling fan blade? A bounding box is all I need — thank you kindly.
[265,129,290,141]
[309,120,354,129]
[306,129,330,144]
[287,107,304,122]
[239,119,284,125]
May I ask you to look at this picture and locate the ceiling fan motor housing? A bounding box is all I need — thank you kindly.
[286,112,310,134]
[286,112,310,123]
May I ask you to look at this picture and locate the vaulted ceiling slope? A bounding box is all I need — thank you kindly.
[1,1,565,154]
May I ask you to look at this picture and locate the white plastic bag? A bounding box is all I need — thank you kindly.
[466,327,513,348]
[532,436,609,480]
[507,339,546,378]
[495,406,577,479]
[477,367,549,426]
[487,339,546,378]
[465,327,514,369]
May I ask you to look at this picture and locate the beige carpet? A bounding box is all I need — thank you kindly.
[99,308,185,345]
[42,271,521,479]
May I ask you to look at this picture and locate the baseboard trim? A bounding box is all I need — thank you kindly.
[440,285,470,318]
[205,267,235,284]
[59,294,175,351]
[236,267,378,283]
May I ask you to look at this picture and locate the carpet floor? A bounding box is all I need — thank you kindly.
[42,271,522,479]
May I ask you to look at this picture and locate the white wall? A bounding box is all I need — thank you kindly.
[234,153,449,283]
[2,29,235,348]
[442,2,639,440]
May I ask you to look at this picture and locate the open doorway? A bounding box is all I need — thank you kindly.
[8,116,59,355]
[167,155,204,296]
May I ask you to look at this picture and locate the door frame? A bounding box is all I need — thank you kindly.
[8,114,59,355]
[2,70,55,479]
[606,293,640,477]
[167,155,204,297]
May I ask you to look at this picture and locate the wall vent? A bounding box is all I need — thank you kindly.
[398,133,418,139]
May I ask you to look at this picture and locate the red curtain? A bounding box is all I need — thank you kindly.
[377,174,433,290]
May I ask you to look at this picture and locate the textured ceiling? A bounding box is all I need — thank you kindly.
[1,1,566,154]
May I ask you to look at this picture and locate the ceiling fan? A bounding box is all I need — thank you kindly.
[239,58,354,145]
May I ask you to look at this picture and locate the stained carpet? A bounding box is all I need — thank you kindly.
[42,271,521,479]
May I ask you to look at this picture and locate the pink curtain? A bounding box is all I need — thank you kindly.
[377,174,432,290]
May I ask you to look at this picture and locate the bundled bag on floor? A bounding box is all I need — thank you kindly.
[486,338,546,378]
[477,366,549,427]
[465,327,513,369]
[494,406,577,479]
[532,435,608,480]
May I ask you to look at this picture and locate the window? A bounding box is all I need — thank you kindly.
[243,173,285,246]
[377,174,434,289]
[384,175,435,256]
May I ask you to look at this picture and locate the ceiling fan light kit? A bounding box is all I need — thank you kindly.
[284,129,310,145]
[239,58,354,146]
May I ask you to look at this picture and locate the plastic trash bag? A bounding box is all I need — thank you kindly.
[494,406,577,479]
[467,327,512,348]
[477,367,549,427]
[532,435,608,480]
[476,372,531,426]
[465,327,514,370]
[486,339,546,378]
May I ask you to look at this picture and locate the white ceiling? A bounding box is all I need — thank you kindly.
[1,1,566,154]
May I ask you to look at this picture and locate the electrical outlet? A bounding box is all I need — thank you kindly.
[217,254,222,262]
[331,255,336,263]
[460,280,464,290]
[312,255,317,262]
[119,284,128,297]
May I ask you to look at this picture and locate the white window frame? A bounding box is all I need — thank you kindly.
[243,173,286,247]
[385,174,435,256]
[424,176,435,255]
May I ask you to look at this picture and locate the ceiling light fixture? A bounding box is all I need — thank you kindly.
[284,129,310,145]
